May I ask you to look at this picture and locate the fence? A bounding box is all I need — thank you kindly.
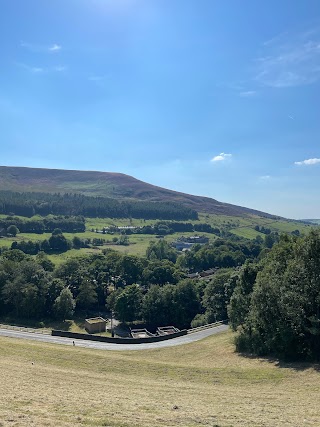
[187,320,228,334]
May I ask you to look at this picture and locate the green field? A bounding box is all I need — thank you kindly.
[0,213,317,264]
[0,330,319,427]
[199,213,314,239]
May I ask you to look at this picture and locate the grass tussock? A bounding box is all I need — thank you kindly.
[0,331,319,427]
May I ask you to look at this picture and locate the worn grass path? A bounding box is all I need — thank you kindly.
[0,331,319,427]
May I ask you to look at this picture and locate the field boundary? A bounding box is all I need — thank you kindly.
[0,323,51,335]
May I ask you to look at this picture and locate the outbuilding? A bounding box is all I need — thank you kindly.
[85,317,107,334]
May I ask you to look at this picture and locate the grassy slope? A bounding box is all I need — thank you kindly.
[0,331,319,427]
[0,165,278,217]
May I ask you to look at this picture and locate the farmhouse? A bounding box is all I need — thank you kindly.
[186,235,209,244]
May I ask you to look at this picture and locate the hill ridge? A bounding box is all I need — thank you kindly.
[0,165,278,219]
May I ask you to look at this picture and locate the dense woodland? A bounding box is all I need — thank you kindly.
[229,231,320,361]
[0,238,264,328]
[0,191,198,220]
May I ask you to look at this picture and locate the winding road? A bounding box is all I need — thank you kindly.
[0,324,228,351]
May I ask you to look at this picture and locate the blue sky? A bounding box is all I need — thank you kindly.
[1,0,319,219]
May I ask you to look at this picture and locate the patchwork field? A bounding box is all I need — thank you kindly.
[0,331,319,427]
[0,213,317,264]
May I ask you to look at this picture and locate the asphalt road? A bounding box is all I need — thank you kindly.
[0,324,228,351]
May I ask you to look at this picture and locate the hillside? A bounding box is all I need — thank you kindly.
[0,331,319,427]
[0,166,277,218]
[301,219,320,225]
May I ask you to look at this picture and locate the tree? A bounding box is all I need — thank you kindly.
[116,255,144,285]
[146,240,177,263]
[118,235,129,246]
[233,231,320,361]
[228,262,259,330]
[2,249,28,262]
[203,270,237,322]
[142,280,201,329]
[142,285,175,327]
[7,225,19,237]
[173,280,201,329]
[53,288,76,320]
[114,284,143,323]
[2,259,50,319]
[72,236,82,249]
[36,251,55,271]
[52,228,63,236]
[49,232,69,252]
[76,278,98,310]
[142,260,179,286]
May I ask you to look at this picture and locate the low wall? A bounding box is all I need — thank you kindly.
[187,319,228,334]
[52,329,187,344]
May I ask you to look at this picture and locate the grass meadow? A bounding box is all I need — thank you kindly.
[0,213,316,264]
[0,330,319,427]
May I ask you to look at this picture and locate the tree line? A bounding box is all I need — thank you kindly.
[0,191,198,220]
[109,221,221,236]
[0,215,85,234]
[0,237,262,327]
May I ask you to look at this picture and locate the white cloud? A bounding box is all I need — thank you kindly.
[294,158,320,166]
[16,62,66,74]
[259,175,271,180]
[239,90,257,97]
[211,153,232,162]
[89,76,105,82]
[31,67,44,73]
[20,41,62,53]
[54,65,67,72]
[16,63,45,73]
[49,44,61,52]
[255,28,320,88]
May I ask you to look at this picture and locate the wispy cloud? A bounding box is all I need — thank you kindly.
[88,75,106,82]
[54,65,67,72]
[294,158,320,166]
[211,152,232,162]
[255,28,320,88]
[259,175,271,180]
[239,90,257,97]
[17,62,66,74]
[17,63,45,73]
[88,75,111,88]
[20,41,62,53]
[49,44,61,52]
[31,67,44,73]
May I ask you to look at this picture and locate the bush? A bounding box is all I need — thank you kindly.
[190,313,207,328]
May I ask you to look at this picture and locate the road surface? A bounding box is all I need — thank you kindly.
[0,324,228,351]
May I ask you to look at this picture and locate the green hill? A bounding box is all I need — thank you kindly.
[301,219,320,225]
[0,166,277,218]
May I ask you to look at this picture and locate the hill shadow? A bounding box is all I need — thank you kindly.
[238,351,320,372]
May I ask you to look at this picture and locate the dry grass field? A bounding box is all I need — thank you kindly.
[0,331,319,427]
